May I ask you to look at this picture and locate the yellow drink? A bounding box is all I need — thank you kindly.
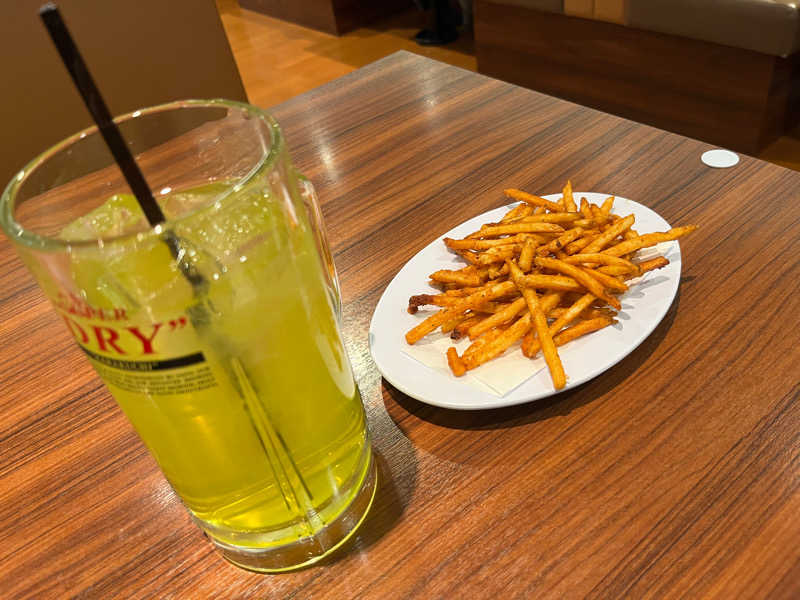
[58,181,372,559]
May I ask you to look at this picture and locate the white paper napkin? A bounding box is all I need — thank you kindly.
[402,333,546,397]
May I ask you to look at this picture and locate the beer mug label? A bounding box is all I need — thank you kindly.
[54,291,219,396]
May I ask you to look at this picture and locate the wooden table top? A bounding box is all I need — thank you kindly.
[2,51,799,599]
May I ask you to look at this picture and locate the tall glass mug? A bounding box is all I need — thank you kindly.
[0,100,376,572]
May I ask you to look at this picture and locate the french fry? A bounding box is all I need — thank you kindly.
[455,249,479,266]
[519,274,584,293]
[429,267,488,287]
[564,233,599,255]
[446,347,466,377]
[441,312,472,334]
[470,222,565,238]
[405,280,516,344]
[509,261,566,389]
[563,180,576,213]
[602,225,698,257]
[522,293,596,357]
[536,227,585,256]
[580,266,629,292]
[463,313,532,370]
[552,316,616,346]
[462,326,505,361]
[444,234,528,250]
[590,204,607,227]
[635,256,670,273]
[547,306,616,320]
[504,189,564,212]
[518,238,537,272]
[450,314,484,339]
[580,197,593,220]
[476,245,521,265]
[467,297,527,339]
[488,263,510,279]
[516,213,582,224]
[572,218,598,229]
[582,214,635,254]
[408,293,460,312]
[563,253,638,272]
[499,203,528,223]
[443,283,493,297]
[600,196,614,216]
[534,257,621,309]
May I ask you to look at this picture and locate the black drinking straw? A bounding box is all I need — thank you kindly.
[40,3,206,290]
[40,3,167,228]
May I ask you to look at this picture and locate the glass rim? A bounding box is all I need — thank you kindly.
[0,98,283,252]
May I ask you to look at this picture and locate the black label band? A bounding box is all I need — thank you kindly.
[81,347,205,372]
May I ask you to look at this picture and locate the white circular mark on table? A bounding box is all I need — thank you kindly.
[701,149,739,168]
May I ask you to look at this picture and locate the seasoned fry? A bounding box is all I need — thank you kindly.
[463,313,532,370]
[405,280,516,344]
[408,293,459,312]
[476,246,521,265]
[441,312,472,334]
[504,188,564,212]
[522,293,595,357]
[519,274,584,292]
[462,327,502,361]
[547,306,616,320]
[455,249,479,266]
[499,203,529,223]
[518,238,537,272]
[580,266,629,292]
[602,225,698,257]
[444,283,493,297]
[564,233,599,255]
[552,316,616,346]
[590,204,606,227]
[600,196,614,216]
[516,213,582,224]
[563,180,576,213]
[563,253,638,272]
[488,263,510,279]
[580,197,593,220]
[467,297,527,339]
[429,267,488,287]
[509,261,566,389]
[450,314,484,339]
[536,227,585,256]
[572,218,598,229]
[470,222,565,238]
[635,256,670,273]
[534,257,621,309]
[444,234,528,250]
[446,347,467,376]
[582,214,635,254]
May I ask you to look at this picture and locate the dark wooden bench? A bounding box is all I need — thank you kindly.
[475,0,800,154]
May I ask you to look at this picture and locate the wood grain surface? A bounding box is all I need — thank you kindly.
[1,51,799,599]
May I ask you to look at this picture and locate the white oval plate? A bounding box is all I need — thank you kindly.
[368,193,681,410]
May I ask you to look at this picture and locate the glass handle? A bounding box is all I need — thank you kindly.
[296,173,343,322]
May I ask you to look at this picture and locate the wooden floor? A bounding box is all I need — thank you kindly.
[216,0,475,109]
[216,0,800,171]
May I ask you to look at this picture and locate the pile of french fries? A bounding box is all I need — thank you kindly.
[404,182,697,390]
